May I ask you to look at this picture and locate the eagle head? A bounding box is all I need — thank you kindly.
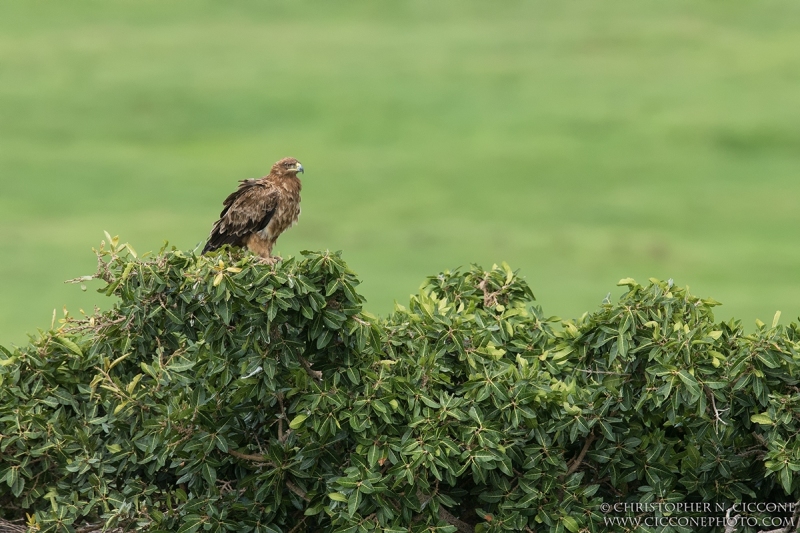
[272,157,304,177]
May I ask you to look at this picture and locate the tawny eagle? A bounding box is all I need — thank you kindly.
[202,157,304,263]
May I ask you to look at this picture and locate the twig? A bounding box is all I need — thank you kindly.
[752,432,769,447]
[0,519,27,533]
[227,449,275,466]
[416,489,433,511]
[438,508,474,533]
[737,449,765,458]
[724,506,741,533]
[566,431,596,477]
[298,354,323,381]
[757,500,800,533]
[64,275,95,285]
[413,488,473,532]
[758,526,795,533]
[287,517,308,533]
[217,479,235,494]
[276,393,288,443]
[477,276,500,308]
[76,524,123,533]
[94,249,114,283]
[228,450,307,503]
[736,445,766,459]
[704,385,729,433]
[285,478,310,502]
[575,369,630,376]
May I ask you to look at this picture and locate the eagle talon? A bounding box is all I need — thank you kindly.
[257,256,281,266]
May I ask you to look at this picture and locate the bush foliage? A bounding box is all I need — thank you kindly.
[1,239,799,533]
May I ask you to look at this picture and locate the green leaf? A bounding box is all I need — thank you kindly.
[677,369,701,400]
[562,516,580,533]
[750,413,773,425]
[167,358,196,372]
[11,476,25,498]
[780,467,792,493]
[289,414,308,429]
[56,336,83,356]
[367,445,380,468]
[347,488,361,517]
[177,515,202,533]
[105,444,122,454]
[202,463,216,486]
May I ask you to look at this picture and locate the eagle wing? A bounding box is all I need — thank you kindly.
[202,179,280,254]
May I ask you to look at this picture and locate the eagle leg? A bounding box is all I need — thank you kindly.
[245,233,282,264]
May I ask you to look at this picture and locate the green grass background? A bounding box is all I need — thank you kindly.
[2,0,799,346]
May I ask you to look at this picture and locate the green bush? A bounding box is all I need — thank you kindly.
[1,239,799,533]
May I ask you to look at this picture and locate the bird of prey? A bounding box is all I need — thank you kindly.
[202,157,304,263]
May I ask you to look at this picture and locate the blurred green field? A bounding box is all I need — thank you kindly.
[2,0,799,347]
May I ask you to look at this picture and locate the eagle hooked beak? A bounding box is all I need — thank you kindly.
[295,163,304,174]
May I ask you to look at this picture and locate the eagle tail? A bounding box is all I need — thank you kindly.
[202,223,245,255]
[201,240,216,255]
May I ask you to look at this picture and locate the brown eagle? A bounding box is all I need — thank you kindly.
[202,157,304,263]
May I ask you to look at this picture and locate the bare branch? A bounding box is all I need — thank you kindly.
[285,479,310,502]
[478,276,499,308]
[438,508,474,533]
[724,506,741,533]
[298,354,323,381]
[0,519,27,533]
[566,431,596,477]
[287,517,308,533]
[575,368,630,376]
[353,315,370,326]
[757,500,800,533]
[277,393,287,443]
[704,385,729,434]
[228,448,275,466]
